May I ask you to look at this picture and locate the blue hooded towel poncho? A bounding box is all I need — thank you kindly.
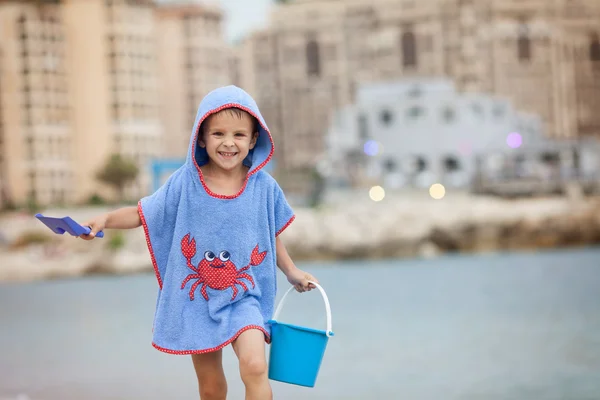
[138,86,295,355]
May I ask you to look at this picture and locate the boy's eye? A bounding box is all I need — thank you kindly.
[235,133,246,137]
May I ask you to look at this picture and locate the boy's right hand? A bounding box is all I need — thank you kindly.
[79,214,108,240]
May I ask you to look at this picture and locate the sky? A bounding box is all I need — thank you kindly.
[219,0,273,42]
[156,0,273,43]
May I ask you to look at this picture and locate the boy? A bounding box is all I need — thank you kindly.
[81,85,317,400]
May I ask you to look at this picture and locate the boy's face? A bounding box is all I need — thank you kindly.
[198,110,258,173]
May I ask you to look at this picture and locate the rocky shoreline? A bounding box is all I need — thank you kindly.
[283,192,600,260]
[1,191,599,283]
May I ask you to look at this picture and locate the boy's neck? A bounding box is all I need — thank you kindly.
[200,162,250,196]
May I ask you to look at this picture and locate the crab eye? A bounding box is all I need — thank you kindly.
[219,251,230,262]
[204,251,215,261]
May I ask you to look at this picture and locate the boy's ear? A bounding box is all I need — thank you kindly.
[197,127,206,148]
[198,120,208,148]
[249,131,259,150]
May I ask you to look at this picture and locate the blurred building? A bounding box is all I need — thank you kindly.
[0,0,161,206]
[95,0,162,202]
[234,0,600,182]
[325,79,544,189]
[472,137,600,197]
[156,2,228,159]
[0,0,228,208]
[0,1,72,207]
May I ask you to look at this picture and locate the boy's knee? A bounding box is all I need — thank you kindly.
[198,378,227,400]
[239,356,268,380]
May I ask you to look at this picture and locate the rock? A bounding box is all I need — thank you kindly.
[428,228,460,252]
[418,241,442,259]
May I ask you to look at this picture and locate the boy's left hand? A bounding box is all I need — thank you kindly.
[286,267,318,293]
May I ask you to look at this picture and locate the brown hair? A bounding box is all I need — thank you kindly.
[199,107,260,137]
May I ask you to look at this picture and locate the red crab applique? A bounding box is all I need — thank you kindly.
[180,233,267,301]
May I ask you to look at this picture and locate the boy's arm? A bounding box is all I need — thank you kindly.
[82,206,141,239]
[104,206,142,229]
[276,236,318,292]
[275,235,296,275]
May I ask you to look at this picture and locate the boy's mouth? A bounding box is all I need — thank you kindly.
[218,151,238,158]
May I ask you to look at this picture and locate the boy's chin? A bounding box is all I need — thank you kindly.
[208,156,247,171]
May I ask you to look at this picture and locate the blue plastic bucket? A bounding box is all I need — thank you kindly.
[268,282,334,387]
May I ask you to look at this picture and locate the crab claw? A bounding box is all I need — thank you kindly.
[181,233,197,259]
[250,245,267,266]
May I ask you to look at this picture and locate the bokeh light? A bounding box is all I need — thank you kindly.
[506,132,522,149]
[364,140,380,156]
[369,186,386,202]
[429,183,446,200]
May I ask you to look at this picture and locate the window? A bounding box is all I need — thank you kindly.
[416,156,427,172]
[541,152,559,165]
[18,15,27,41]
[380,110,393,126]
[112,102,119,119]
[442,106,456,123]
[443,156,460,172]
[384,159,397,172]
[590,33,600,62]
[401,29,417,67]
[358,114,369,139]
[517,24,531,61]
[406,106,425,119]
[306,39,321,77]
[18,15,28,67]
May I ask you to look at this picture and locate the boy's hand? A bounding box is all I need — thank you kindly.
[79,214,108,240]
[286,267,318,293]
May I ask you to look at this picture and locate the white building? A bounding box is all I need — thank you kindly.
[325,79,545,189]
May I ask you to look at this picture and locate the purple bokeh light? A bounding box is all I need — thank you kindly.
[364,140,379,156]
[506,132,522,149]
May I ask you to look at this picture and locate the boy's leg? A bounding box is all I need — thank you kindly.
[232,329,272,400]
[191,350,227,400]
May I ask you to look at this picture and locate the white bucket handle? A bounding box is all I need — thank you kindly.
[272,281,333,337]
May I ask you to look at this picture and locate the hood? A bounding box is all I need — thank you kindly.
[187,85,274,177]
